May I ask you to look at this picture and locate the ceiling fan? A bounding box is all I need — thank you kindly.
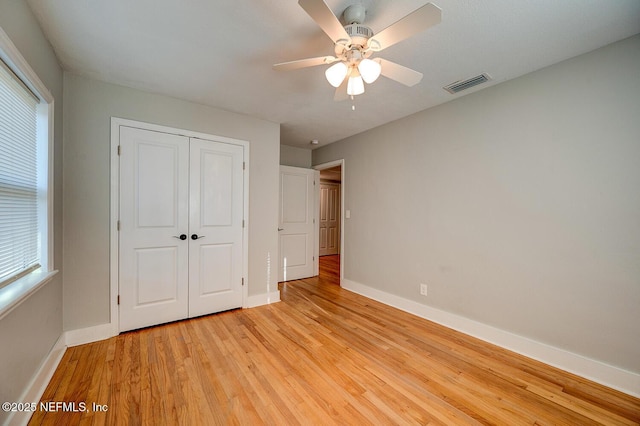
[273,0,441,100]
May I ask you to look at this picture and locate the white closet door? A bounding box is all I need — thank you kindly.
[278,166,318,281]
[119,126,189,332]
[188,139,244,316]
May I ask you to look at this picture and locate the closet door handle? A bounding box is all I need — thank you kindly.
[173,234,187,240]
[191,234,205,240]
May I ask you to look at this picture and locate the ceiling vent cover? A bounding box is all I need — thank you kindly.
[444,73,491,94]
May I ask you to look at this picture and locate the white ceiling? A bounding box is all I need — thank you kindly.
[27,0,640,149]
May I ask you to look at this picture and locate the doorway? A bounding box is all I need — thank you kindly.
[314,160,344,286]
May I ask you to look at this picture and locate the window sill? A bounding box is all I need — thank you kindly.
[0,269,58,320]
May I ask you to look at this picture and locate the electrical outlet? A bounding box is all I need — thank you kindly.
[420,283,428,296]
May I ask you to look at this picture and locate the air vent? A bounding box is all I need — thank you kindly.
[444,73,491,94]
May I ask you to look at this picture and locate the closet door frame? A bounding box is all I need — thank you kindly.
[109,117,249,335]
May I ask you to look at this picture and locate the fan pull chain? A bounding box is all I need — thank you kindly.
[351,95,356,111]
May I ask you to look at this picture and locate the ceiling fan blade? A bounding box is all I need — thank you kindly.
[368,3,441,51]
[273,56,337,71]
[334,75,349,101]
[298,0,351,43]
[377,58,423,87]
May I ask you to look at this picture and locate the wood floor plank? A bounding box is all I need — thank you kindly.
[29,255,640,425]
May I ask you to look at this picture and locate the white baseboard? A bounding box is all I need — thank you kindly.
[246,290,281,308]
[5,334,66,426]
[64,323,116,347]
[343,279,640,398]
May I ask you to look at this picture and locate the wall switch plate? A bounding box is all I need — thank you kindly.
[420,283,428,296]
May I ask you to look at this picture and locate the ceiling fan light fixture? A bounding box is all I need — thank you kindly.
[347,74,365,96]
[325,62,348,87]
[274,0,442,101]
[358,58,381,84]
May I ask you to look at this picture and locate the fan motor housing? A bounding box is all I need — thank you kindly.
[335,23,374,58]
[345,24,373,45]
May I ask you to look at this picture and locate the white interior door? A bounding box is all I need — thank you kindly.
[119,126,245,332]
[278,166,318,281]
[188,138,244,317]
[119,126,190,332]
[319,182,340,256]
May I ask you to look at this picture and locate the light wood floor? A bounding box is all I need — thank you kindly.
[30,255,639,425]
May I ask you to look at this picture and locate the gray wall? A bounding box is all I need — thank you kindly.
[63,73,280,330]
[0,0,63,421]
[313,35,640,374]
[280,144,312,168]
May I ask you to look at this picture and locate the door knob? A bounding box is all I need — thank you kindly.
[278,228,284,231]
[191,234,205,240]
[173,234,187,240]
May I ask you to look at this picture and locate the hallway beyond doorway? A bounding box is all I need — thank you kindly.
[319,255,339,285]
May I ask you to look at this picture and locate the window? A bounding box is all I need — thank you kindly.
[0,60,40,287]
[0,27,55,311]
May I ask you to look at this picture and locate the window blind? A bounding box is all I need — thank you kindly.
[0,59,40,287]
